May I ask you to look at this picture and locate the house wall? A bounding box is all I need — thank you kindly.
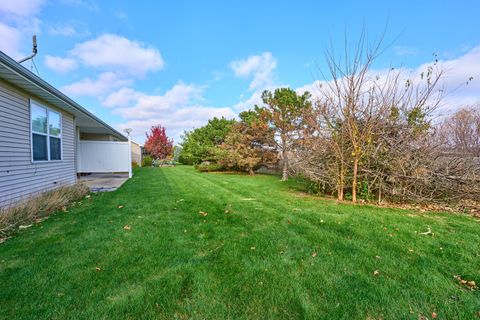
[131,142,142,166]
[0,80,76,207]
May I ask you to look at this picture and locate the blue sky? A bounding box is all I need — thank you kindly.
[1,0,480,143]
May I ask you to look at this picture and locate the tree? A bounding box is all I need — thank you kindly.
[260,88,311,181]
[218,109,277,175]
[179,117,235,165]
[144,125,173,160]
[172,145,182,162]
[439,105,480,157]
[293,30,447,203]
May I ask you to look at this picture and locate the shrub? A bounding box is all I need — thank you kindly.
[142,155,153,167]
[194,162,223,172]
[132,161,139,168]
[0,183,90,239]
[152,159,175,167]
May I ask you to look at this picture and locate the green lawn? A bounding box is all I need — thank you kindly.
[0,166,479,319]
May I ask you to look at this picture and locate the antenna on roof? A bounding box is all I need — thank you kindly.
[17,35,38,64]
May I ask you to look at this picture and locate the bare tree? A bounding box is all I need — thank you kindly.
[294,29,448,204]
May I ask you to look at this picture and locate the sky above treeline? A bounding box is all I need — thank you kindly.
[1,0,479,143]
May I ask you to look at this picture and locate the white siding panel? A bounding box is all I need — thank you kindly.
[0,80,76,207]
[78,141,130,173]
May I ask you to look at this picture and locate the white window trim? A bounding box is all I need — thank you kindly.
[30,99,63,163]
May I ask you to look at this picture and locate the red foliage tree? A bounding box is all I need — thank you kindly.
[144,125,174,160]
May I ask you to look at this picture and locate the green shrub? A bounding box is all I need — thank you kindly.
[194,162,223,172]
[142,155,153,167]
[132,161,139,168]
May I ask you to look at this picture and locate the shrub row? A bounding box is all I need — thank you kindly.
[0,183,90,240]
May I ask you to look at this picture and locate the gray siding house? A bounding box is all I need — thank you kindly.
[0,51,128,207]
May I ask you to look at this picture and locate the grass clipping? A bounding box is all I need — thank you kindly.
[0,183,89,239]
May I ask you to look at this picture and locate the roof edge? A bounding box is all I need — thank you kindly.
[0,51,127,141]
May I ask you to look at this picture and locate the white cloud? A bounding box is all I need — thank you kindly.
[71,34,164,76]
[102,87,143,108]
[0,22,22,58]
[117,106,236,144]
[104,83,236,143]
[0,0,44,17]
[112,83,205,119]
[49,25,77,36]
[44,55,78,73]
[59,0,98,11]
[434,46,480,111]
[230,52,277,90]
[0,0,44,59]
[233,89,264,111]
[61,72,132,97]
[48,22,89,37]
[295,46,480,117]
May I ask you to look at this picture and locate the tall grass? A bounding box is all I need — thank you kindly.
[0,184,89,239]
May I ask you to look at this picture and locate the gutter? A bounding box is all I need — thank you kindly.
[0,51,127,141]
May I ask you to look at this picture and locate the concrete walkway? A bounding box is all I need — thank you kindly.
[79,173,129,192]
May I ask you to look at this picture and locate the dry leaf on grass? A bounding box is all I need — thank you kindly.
[117,205,124,209]
[311,252,317,257]
[95,267,102,271]
[373,270,380,276]
[454,275,477,290]
[250,246,256,250]
[432,312,438,319]
[123,225,131,231]
[419,227,434,236]
[199,211,208,217]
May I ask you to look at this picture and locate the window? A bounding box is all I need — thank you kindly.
[31,101,62,161]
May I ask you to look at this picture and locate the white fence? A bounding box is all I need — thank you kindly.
[78,140,131,173]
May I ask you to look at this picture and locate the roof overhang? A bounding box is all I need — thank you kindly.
[0,51,127,141]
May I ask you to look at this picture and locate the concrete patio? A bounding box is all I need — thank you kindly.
[79,173,129,192]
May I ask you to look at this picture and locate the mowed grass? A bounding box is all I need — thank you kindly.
[0,166,479,320]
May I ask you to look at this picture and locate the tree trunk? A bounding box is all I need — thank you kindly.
[338,163,344,200]
[352,157,358,202]
[281,135,288,181]
[248,167,255,176]
[378,179,382,204]
[281,156,288,181]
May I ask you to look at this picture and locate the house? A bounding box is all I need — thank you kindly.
[0,51,132,207]
[131,140,143,166]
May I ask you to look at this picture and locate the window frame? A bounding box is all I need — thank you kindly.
[30,99,63,163]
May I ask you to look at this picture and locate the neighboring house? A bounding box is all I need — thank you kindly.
[131,141,143,166]
[0,51,131,207]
